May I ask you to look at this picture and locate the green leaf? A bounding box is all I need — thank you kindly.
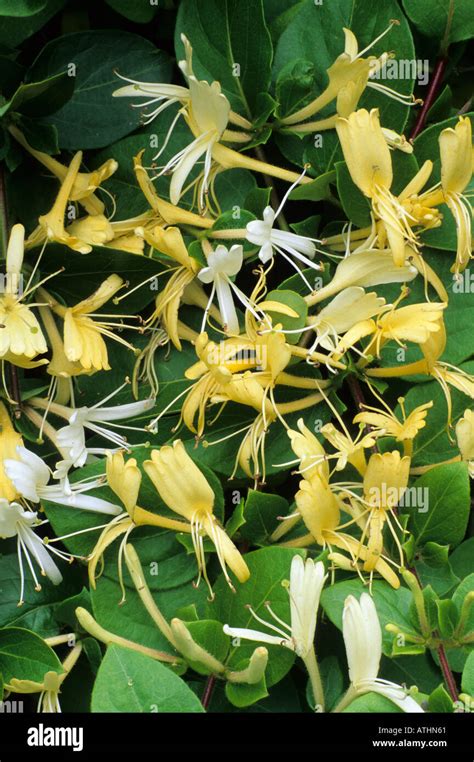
[428,683,454,713]
[91,572,207,656]
[321,579,416,655]
[264,289,308,343]
[273,0,415,172]
[319,655,345,712]
[91,645,204,712]
[0,553,81,633]
[27,30,172,149]
[450,538,474,580]
[225,672,268,707]
[183,620,230,675]
[336,161,371,228]
[0,0,65,48]
[402,0,474,44]
[414,542,460,596]
[0,0,46,16]
[436,599,459,639]
[211,209,257,253]
[211,547,301,686]
[461,651,474,695]
[409,463,470,548]
[396,368,474,469]
[342,692,402,712]
[104,0,159,23]
[240,489,289,545]
[225,498,246,538]
[39,243,162,313]
[0,71,73,118]
[382,652,442,695]
[175,0,273,119]
[0,627,62,684]
[290,170,336,201]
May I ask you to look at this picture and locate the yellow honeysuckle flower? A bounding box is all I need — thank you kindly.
[359,450,410,574]
[9,124,118,216]
[88,450,192,601]
[0,224,48,360]
[305,287,385,361]
[320,422,376,475]
[133,152,215,228]
[0,402,23,501]
[281,24,416,129]
[139,225,212,350]
[367,297,447,358]
[25,152,93,254]
[105,233,145,255]
[106,450,142,514]
[456,409,474,477]
[143,440,250,595]
[47,274,136,372]
[288,417,329,484]
[295,474,340,546]
[285,471,400,589]
[336,109,424,266]
[366,316,474,432]
[116,36,237,209]
[38,305,89,380]
[363,451,411,511]
[354,396,433,456]
[174,334,255,436]
[306,249,417,306]
[439,117,473,274]
[66,214,115,247]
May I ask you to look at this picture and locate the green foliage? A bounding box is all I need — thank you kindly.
[91,645,204,712]
[0,0,471,721]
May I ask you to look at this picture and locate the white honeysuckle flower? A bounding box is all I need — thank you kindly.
[224,555,327,658]
[113,35,231,207]
[0,499,65,603]
[246,172,323,289]
[55,397,154,469]
[31,386,155,474]
[4,446,121,516]
[198,244,247,334]
[342,593,424,712]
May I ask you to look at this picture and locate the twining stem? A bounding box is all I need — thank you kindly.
[437,643,459,702]
[346,375,378,455]
[201,674,217,710]
[409,58,448,141]
[409,566,459,702]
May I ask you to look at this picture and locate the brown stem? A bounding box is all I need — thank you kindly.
[347,375,378,454]
[410,566,459,702]
[409,58,448,141]
[437,642,459,702]
[9,364,22,417]
[201,674,216,710]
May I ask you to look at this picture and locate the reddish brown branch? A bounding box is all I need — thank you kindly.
[437,642,459,702]
[409,58,448,141]
[201,674,217,710]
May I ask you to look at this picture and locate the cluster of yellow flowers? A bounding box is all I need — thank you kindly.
[0,30,472,619]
